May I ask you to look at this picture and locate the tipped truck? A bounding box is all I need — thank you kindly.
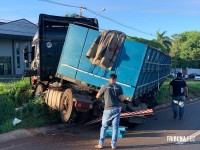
[24,14,171,124]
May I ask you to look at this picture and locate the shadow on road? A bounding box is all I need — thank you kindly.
[132,100,200,131]
[117,141,200,149]
[125,132,167,138]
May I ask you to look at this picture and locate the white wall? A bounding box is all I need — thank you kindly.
[186,68,200,75]
[170,68,183,73]
[0,39,12,56]
[0,39,32,75]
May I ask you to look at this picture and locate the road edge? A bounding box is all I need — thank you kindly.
[154,97,200,111]
[0,124,67,143]
[0,97,199,143]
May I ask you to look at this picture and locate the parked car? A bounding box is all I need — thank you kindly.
[184,74,189,79]
[194,74,200,81]
[188,73,197,79]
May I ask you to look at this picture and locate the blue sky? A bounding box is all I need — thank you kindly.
[0,0,200,39]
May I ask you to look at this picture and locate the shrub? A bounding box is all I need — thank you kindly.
[0,78,61,133]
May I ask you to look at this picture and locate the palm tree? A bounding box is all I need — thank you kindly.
[169,34,182,57]
[155,31,172,53]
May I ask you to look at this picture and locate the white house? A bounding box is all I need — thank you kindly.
[0,19,37,77]
[186,67,200,75]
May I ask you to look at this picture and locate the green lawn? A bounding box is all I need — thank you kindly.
[0,78,199,133]
[155,80,200,104]
[0,78,60,133]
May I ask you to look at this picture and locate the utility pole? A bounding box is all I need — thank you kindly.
[174,50,178,77]
[174,39,179,77]
[79,6,83,18]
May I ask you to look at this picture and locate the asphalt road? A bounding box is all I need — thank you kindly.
[1,100,200,150]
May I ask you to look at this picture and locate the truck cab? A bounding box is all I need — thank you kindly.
[24,14,99,88]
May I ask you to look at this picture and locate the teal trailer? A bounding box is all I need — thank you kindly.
[56,24,170,100]
[45,24,171,123]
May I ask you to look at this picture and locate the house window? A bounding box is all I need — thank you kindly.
[0,57,12,75]
[24,43,30,69]
[16,42,21,69]
[17,56,20,68]
[16,43,20,55]
[26,63,29,68]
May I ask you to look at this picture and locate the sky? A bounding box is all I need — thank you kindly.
[0,0,200,39]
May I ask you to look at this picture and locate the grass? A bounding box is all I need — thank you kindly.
[155,80,200,104]
[0,78,61,133]
[0,78,32,105]
[0,78,199,133]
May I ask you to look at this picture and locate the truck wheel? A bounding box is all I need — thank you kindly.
[35,84,46,97]
[60,89,73,122]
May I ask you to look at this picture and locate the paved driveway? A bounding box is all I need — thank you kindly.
[1,100,200,150]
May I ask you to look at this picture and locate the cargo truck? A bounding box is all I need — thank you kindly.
[24,14,171,124]
[24,14,98,92]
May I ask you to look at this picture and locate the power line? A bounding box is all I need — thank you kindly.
[86,8,155,37]
[38,0,83,9]
[38,0,155,37]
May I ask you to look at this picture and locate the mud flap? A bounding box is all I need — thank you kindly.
[146,96,158,109]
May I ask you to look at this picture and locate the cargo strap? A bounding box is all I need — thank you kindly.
[84,109,153,125]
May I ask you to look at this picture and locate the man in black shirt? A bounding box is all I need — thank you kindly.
[169,72,188,120]
[95,74,124,150]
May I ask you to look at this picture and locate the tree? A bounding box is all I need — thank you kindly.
[155,30,172,53]
[64,13,79,18]
[127,36,166,52]
[170,31,200,68]
[178,31,200,68]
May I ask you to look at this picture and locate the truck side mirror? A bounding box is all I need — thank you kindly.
[31,46,35,61]
[23,47,29,62]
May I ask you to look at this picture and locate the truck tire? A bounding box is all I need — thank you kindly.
[60,89,73,122]
[35,83,46,97]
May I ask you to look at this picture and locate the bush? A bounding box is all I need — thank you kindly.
[0,95,16,125]
[0,78,61,133]
[155,80,200,104]
[0,78,32,106]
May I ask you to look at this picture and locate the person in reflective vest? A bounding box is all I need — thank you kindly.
[169,72,188,120]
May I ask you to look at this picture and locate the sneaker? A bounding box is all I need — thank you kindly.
[111,147,116,150]
[173,112,177,119]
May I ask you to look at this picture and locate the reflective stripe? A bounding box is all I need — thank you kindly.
[179,101,184,107]
[173,100,179,104]
[61,64,132,87]
[173,100,184,107]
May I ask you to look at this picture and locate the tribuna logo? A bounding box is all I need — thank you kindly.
[167,136,195,143]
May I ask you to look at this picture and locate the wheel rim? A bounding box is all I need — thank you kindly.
[62,95,69,114]
[60,89,73,122]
